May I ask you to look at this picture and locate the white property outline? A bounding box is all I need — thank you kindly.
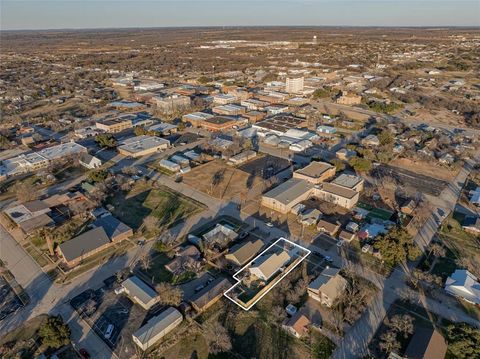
[224,237,311,310]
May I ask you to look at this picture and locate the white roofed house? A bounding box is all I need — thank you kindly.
[79,153,102,169]
[132,307,183,351]
[249,250,291,281]
[444,269,480,305]
[117,276,160,310]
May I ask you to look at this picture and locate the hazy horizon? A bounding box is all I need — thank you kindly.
[2,0,479,31]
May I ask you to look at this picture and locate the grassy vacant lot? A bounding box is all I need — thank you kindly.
[440,213,480,277]
[159,332,209,359]
[138,252,172,284]
[182,159,265,200]
[108,183,205,230]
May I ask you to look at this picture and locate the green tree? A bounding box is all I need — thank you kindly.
[197,76,212,84]
[134,126,147,136]
[95,133,117,148]
[312,87,333,99]
[447,323,480,359]
[378,130,394,145]
[330,159,346,171]
[87,169,108,183]
[348,156,372,173]
[39,315,71,349]
[374,227,420,267]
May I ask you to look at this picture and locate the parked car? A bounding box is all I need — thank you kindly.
[265,222,274,228]
[79,349,90,359]
[104,324,114,339]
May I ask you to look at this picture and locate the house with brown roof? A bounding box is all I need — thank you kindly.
[282,313,311,338]
[317,219,341,236]
[404,327,447,359]
[190,277,231,312]
[165,245,201,275]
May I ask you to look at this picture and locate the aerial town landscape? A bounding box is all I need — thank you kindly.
[0,12,480,359]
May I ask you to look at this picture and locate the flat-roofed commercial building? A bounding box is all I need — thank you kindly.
[242,110,266,123]
[118,135,170,158]
[261,178,314,214]
[241,99,270,111]
[132,307,183,351]
[96,117,132,133]
[212,93,237,105]
[293,161,336,184]
[0,142,87,177]
[212,104,246,116]
[182,112,214,127]
[153,94,191,113]
[253,115,308,137]
[197,116,248,132]
[285,77,304,94]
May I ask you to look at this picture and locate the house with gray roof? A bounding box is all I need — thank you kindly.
[91,214,133,242]
[57,227,111,266]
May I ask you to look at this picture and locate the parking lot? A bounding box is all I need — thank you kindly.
[238,154,291,179]
[70,276,159,359]
[0,276,24,322]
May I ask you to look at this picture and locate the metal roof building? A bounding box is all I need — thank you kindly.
[132,307,183,351]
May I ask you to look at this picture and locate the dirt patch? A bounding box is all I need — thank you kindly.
[182,159,266,200]
[389,157,459,181]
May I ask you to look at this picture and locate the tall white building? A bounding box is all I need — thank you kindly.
[285,77,304,94]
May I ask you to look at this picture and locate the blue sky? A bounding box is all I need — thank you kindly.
[1,1,479,30]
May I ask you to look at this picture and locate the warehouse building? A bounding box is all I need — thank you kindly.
[118,135,170,158]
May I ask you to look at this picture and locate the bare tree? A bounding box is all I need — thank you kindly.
[139,253,151,272]
[430,243,446,258]
[15,182,38,203]
[388,314,414,339]
[379,330,400,353]
[204,321,232,355]
[155,282,183,306]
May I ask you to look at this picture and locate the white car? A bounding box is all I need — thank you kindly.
[265,222,274,228]
[104,324,114,339]
[336,240,344,247]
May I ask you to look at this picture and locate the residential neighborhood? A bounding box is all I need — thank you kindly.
[0,18,479,359]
